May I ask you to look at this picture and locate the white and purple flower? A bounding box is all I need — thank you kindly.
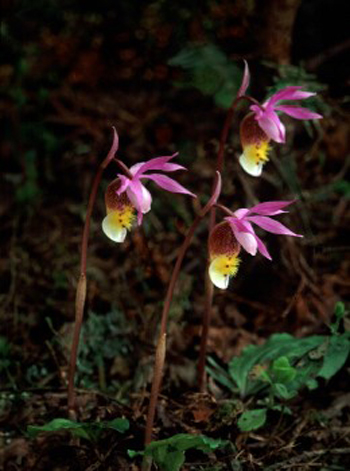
[238,62,323,176]
[209,200,302,289]
[115,153,196,225]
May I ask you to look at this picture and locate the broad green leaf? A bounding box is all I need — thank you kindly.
[238,409,267,432]
[271,356,297,384]
[27,417,129,440]
[106,418,129,433]
[318,335,350,380]
[153,449,185,471]
[28,418,85,437]
[129,434,228,471]
[168,43,243,109]
[228,333,324,396]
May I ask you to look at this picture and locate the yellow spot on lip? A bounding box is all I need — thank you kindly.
[209,254,241,289]
[244,142,270,165]
[210,255,240,277]
[106,205,135,230]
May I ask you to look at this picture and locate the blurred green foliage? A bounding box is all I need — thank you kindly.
[76,310,132,390]
[169,43,245,109]
[129,433,230,471]
[27,417,129,441]
[208,302,350,431]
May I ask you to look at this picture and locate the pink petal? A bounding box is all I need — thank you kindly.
[266,86,315,106]
[237,60,250,97]
[231,226,258,256]
[275,105,323,120]
[126,181,152,224]
[116,175,130,195]
[257,111,285,143]
[227,217,250,233]
[250,104,264,119]
[247,215,303,237]
[133,153,180,177]
[248,200,295,216]
[227,218,258,256]
[233,208,250,219]
[254,233,272,260]
[129,162,144,176]
[143,173,196,197]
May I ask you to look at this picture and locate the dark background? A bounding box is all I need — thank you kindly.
[1,0,350,469]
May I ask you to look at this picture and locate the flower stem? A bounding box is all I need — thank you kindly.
[197,95,246,391]
[143,173,222,451]
[67,129,119,417]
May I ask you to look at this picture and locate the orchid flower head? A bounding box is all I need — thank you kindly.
[208,200,303,289]
[225,200,303,261]
[237,62,322,176]
[116,152,196,225]
[249,85,323,145]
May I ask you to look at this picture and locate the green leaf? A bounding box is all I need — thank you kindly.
[129,434,228,471]
[273,383,296,400]
[318,335,350,380]
[168,43,243,109]
[238,409,267,432]
[271,405,293,415]
[330,302,346,335]
[106,418,129,433]
[27,418,85,438]
[27,417,129,440]
[228,333,324,396]
[271,356,297,384]
[206,356,237,392]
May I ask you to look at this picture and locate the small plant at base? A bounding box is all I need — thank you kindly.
[207,302,350,432]
[27,417,129,442]
[129,433,230,471]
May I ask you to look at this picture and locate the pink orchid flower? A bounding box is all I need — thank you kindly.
[225,200,303,261]
[249,86,323,144]
[116,153,196,224]
[237,62,322,176]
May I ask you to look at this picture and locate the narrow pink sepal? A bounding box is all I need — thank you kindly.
[266,86,315,106]
[143,173,196,197]
[133,153,179,177]
[254,233,272,260]
[237,60,250,97]
[275,105,323,120]
[247,215,303,237]
[248,200,295,216]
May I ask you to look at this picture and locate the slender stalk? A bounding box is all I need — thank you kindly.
[197,94,254,391]
[67,129,119,416]
[143,173,222,455]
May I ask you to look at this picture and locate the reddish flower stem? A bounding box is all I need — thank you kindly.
[197,94,253,391]
[67,129,119,416]
[143,173,222,452]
